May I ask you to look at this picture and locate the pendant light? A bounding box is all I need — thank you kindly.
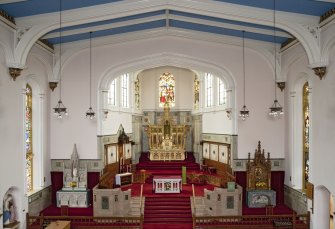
[239,30,249,120]
[269,0,284,117]
[53,0,68,118]
[86,32,95,119]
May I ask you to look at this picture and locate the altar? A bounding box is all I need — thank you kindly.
[148,103,187,161]
[56,144,90,208]
[153,176,182,193]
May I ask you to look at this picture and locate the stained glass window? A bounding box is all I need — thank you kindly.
[134,76,140,110]
[25,84,33,192]
[218,79,226,105]
[121,73,129,108]
[194,75,200,109]
[108,79,116,106]
[159,72,175,107]
[205,73,213,107]
[302,82,309,191]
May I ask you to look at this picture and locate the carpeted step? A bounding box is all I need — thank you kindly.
[143,223,193,229]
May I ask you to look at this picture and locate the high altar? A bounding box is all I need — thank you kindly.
[148,103,187,161]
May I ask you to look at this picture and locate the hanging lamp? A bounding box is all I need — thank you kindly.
[269,0,284,117]
[53,0,68,119]
[86,31,95,119]
[239,30,249,120]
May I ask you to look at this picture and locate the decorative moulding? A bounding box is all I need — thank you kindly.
[49,82,58,91]
[276,82,286,91]
[312,66,326,80]
[9,67,22,81]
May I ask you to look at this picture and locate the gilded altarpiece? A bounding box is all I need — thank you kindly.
[246,141,276,208]
[148,104,187,161]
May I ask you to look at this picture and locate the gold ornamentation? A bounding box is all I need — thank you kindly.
[49,82,58,91]
[9,68,22,81]
[276,82,285,91]
[313,67,326,80]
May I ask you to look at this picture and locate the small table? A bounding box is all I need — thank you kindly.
[153,176,182,193]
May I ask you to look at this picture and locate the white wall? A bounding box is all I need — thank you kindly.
[281,22,335,227]
[0,40,52,228]
[49,36,285,160]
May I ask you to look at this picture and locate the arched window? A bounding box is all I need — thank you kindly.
[25,84,33,192]
[108,79,116,106]
[303,82,310,191]
[218,79,226,105]
[194,75,200,109]
[205,73,213,107]
[121,73,129,108]
[159,72,175,107]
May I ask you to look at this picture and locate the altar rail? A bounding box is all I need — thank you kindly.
[26,213,143,229]
[193,212,310,229]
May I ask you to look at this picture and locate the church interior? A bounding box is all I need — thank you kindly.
[1,0,335,229]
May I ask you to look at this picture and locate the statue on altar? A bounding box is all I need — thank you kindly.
[147,103,187,161]
[57,144,90,208]
[62,144,87,190]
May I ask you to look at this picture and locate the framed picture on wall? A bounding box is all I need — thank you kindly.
[219,144,229,164]
[124,143,132,159]
[210,144,219,161]
[203,143,209,159]
[105,144,117,165]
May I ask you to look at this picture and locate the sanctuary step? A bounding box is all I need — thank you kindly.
[137,152,200,172]
[143,196,193,229]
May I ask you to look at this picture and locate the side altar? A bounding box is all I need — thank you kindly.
[246,141,276,208]
[148,103,187,161]
[56,145,90,208]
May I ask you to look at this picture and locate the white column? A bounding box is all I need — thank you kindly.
[313,186,330,229]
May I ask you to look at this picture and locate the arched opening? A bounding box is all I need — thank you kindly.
[314,186,331,229]
[23,78,44,193]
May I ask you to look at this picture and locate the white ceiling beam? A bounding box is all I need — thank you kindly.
[169,14,293,38]
[42,14,166,39]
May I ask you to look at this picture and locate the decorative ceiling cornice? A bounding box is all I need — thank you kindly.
[319,7,335,23]
[0,9,15,25]
[38,39,54,50]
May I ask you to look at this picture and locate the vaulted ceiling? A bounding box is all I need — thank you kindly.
[1,0,334,46]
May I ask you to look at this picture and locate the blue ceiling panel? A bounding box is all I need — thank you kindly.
[170,10,285,32]
[0,0,124,17]
[49,10,165,33]
[47,20,166,44]
[214,0,334,16]
[170,20,287,44]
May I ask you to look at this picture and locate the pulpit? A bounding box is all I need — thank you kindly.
[246,141,276,208]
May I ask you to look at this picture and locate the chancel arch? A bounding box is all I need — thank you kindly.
[97,52,237,136]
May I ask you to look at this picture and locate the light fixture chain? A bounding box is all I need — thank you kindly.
[59,0,62,101]
[273,0,277,100]
[89,31,92,107]
[243,30,246,106]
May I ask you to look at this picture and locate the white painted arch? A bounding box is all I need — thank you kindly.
[96,52,237,135]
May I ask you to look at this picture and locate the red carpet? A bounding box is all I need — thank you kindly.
[143,196,193,229]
